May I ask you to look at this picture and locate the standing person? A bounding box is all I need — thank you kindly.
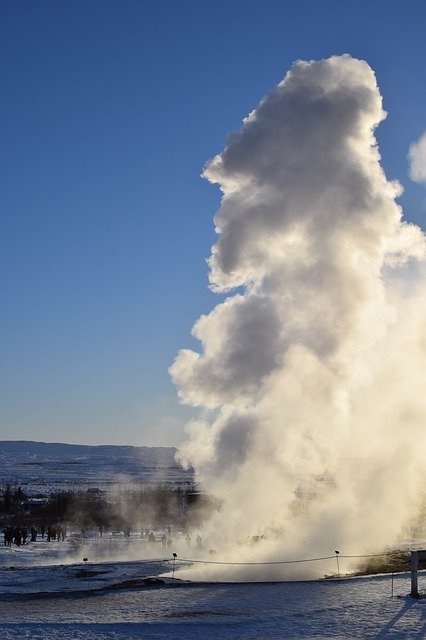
[5,527,13,546]
[14,528,22,546]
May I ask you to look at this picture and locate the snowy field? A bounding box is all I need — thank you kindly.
[1,535,425,639]
[0,441,192,493]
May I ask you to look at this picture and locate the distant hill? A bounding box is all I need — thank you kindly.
[0,440,193,494]
[0,440,178,460]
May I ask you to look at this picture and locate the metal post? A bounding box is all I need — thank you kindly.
[391,572,394,598]
[335,550,340,581]
[83,556,88,575]
[410,551,419,598]
[172,552,177,581]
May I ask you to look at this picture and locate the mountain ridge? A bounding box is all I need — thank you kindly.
[0,440,177,456]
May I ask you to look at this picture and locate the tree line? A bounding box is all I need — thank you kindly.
[0,482,217,533]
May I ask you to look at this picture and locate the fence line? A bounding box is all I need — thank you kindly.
[168,551,397,566]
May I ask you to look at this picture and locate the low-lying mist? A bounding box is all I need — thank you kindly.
[44,482,218,565]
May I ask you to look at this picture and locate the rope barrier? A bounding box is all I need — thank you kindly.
[136,558,172,563]
[338,553,395,559]
[167,551,398,566]
[173,555,336,565]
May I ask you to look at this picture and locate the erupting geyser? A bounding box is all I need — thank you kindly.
[170,55,426,580]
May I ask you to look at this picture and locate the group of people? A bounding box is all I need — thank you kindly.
[185,532,203,549]
[45,524,67,542]
[160,533,173,548]
[3,525,36,546]
[3,523,67,546]
[3,521,205,551]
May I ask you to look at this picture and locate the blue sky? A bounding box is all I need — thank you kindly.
[1,0,425,446]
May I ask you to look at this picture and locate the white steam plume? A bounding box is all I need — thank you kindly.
[409,131,426,184]
[170,55,426,580]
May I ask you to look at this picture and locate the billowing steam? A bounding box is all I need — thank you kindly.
[170,55,426,580]
[409,131,426,184]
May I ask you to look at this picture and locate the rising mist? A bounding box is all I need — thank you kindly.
[170,55,426,580]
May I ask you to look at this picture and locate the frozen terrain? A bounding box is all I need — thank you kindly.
[0,441,193,493]
[0,534,425,639]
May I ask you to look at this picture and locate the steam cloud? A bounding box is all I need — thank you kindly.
[170,55,426,580]
[409,131,426,184]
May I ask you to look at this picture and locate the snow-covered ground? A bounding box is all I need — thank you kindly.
[0,440,192,493]
[1,533,425,639]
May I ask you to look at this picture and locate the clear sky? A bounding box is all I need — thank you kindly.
[1,0,425,446]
